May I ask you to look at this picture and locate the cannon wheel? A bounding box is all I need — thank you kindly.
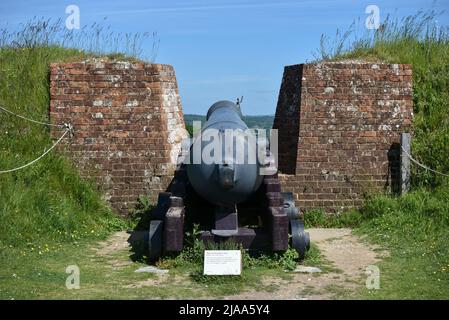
[148,220,163,261]
[282,192,310,260]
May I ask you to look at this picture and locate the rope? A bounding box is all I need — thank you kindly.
[0,129,70,173]
[0,105,65,128]
[401,145,449,178]
[0,105,73,174]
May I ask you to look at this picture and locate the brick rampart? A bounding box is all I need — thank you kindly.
[273,62,413,211]
[50,60,187,215]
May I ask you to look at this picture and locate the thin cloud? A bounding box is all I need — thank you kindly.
[93,1,334,16]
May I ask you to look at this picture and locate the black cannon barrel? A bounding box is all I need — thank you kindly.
[186,100,263,207]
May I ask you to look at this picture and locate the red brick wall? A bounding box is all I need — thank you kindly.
[49,60,187,215]
[273,62,413,212]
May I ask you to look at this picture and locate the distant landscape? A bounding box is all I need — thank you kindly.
[184,114,275,131]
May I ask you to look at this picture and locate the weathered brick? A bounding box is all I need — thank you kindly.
[50,60,188,216]
[274,62,413,212]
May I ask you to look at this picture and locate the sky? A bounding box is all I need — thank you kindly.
[0,0,448,115]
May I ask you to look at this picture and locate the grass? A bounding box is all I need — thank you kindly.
[305,209,363,228]
[310,9,449,299]
[354,187,449,299]
[0,19,154,253]
[0,238,188,300]
[0,230,326,299]
[0,20,143,299]
[307,186,449,299]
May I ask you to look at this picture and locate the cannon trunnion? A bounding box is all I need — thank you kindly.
[147,100,310,261]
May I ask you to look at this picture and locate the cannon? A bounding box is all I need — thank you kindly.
[147,100,310,261]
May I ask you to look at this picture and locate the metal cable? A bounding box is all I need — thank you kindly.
[0,129,69,173]
[0,105,64,128]
[0,105,73,173]
[401,145,449,178]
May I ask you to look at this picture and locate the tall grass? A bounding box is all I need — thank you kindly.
[318,10,449,189]
[0,18,157,251]
[317,10,448,59]
[0,17,159,61]
[313,10,449,298]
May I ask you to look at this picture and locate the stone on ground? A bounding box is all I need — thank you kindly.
[135,266,169,274]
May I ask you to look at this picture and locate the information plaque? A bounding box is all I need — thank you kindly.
[203,250,242,275]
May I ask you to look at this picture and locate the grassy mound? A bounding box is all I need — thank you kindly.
[311,10,449,298]
[0,20,158,251]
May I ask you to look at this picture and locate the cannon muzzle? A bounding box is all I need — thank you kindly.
[186,100,264,207]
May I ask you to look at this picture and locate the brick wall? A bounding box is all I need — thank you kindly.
[273,62,413,212]
[49,59,188,215]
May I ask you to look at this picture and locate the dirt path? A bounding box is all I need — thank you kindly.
[225,228,384,300]
[93,228,385,300]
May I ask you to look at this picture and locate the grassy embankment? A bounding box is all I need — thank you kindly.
[307,11,449,299]
[0,20,151,298]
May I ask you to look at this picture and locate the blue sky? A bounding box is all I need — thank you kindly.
[1,0,448,115]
